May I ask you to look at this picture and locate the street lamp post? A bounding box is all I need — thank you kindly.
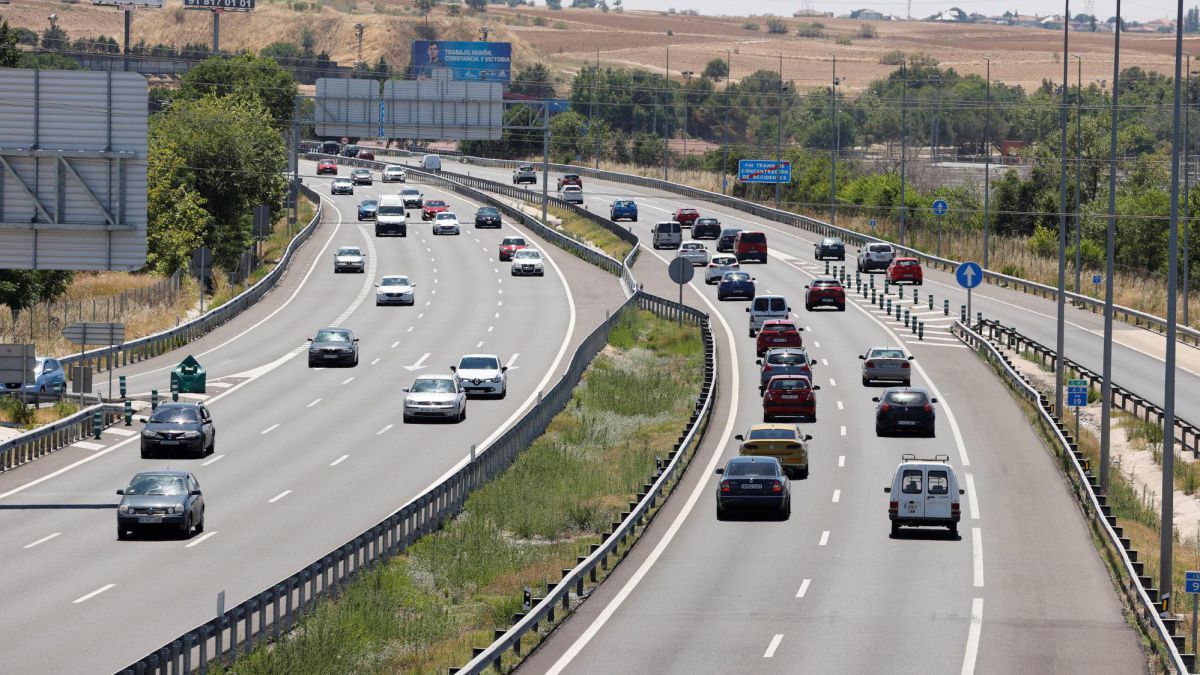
[830,55,842,227]
[776,52,784,210]
[983,58,992,269]
[721,49,731,195]
[899,59,909,245]
[929,74,941,163]
[1100,5,1121,496]
[1053,0,1070,424]
[1073,54,1083,295]
[592,49,600,170]
[682,70,694,162]
[1185,61,1194,327]
[664,46,670,181]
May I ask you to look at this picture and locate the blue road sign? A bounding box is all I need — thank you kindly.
[1067,391,1088,407]
[1187,571,1200,594]
[932,199,949,216]
[1092,274,1102,285]
[955,261,983,289]
[869,218,877,229]
[738,160,792,184]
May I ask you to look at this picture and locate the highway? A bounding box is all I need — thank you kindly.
[0,161,627,673]
[426,161,1147,673]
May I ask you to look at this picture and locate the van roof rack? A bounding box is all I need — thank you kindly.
[900,453,950,463]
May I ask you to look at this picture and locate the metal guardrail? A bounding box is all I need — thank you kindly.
[978,318,1200,458]
[0,187,324,476]
[953,319,1193,673]
[358,147,1200,348]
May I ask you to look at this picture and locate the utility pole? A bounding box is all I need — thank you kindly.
[1185,58,1193,327]
[122,9,131,72]
[1054,0,1070,422]
[721,49,731,195]
[212,10,220,54]
[929,74,941,163]
[542,102,550,222]
[983,58,992,269]
[664,46,670,182]
[899,59,909,245]
[775,52,783,210]
[1073,54,1083,295]
[830,54,840,226]
[593,49,600,170]
[682,70,694,161]
[1100,0,1122,496]
[354,23,365,66]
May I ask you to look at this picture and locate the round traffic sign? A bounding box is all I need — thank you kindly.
[668,257,695,285]
[932,199,949,216]
[955,261,983,289]
[869,218,877,229]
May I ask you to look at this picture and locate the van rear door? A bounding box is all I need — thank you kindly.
[924,469,952,519]
[769,297,786,313]
[898,468,925,519]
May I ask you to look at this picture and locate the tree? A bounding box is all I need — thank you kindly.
[466,0,488,10]
[510,63,556,99]
[702,58,729,81]
[766,18,789,34]
[260,41,302,61]
[546,0,563,8]
[415,0,437,15]
[177,54,298,130]
[146,145,210,275]
[0,19,21,68]
[41,25,68,50]
[0,270,73,340]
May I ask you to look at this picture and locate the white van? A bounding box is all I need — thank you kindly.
[374,195,407,237]
[421,154,442,171]
[884,454,964,537]
[745,295,791,337]
[652,221,682,250]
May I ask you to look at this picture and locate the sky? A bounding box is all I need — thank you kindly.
[619,0,1178,23]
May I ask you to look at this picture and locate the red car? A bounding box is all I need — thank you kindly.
[357,149,375,161]
[316,160,338,175]
[805,278,846,311]
[498,236,528,261]
[762,375,819,422]
[556,174,583,190]
[421,199,449,220]
[673,208,700,228]
[756,319,803,356]
[887,257,923,285]
[734,231,768,263]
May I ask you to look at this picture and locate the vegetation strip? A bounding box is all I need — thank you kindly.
[213,309,704,674]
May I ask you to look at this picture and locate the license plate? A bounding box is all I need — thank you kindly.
[782,395,799,400]
[138,516,163,524]
[899,420,918,426]
[821,298,834,303]
[741,483,762,490]
[772,338,787,343]
[903,503,918,514]
[324,354,339,359]
[159,440,179,446]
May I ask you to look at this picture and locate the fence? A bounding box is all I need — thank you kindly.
[953,320,1192,673]
[977,319,1200,459]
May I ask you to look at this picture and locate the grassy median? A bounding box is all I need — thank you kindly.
[548,206,633,262]
[214,308,702,674]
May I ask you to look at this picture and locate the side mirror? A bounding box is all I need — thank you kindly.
[804,285,810,289]
[907,355,915,360]
[715,467,725,475]
[931,398,939,404]
[307,338,313,342]
[751,277,756,281]
[734,434,744,441]
[871,397,880,402]
[883,486,891,494]
[138,416,148,423]
[116,489,124,495]
[813,385,821,391]
[374,283,380,287]
[745,308,750,313]
[402,387,410,392]
[501,366,508,372]
[804,435,812,441]
[352,337,360,342]
[450,366,457,372]
[858,355,866,360]
[810,360,817,365]
[959,489,965,495]
[189,490,202,497]
[755,359,762,365]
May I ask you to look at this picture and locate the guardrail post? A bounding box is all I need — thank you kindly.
[944,299,950,316]
[919,321,925,340]
[928,294,934,310]
[119,375,126,399]
[151,389,158,410]
[961,305,967,323]
[124,399,132,426]
[92,411,102,439]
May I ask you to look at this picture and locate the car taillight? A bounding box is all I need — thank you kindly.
[901,362,911,369]
[951,502,960,513]
[772,481,783,493]
[923,403,934,412]
[880,403,891,412]
[889,501,898,514]
[721,480,732,493]
[763,363,773,372]
[864,361,875,368]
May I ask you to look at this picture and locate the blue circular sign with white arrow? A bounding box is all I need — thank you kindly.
[956,261,983,289]
[932,199,948,216]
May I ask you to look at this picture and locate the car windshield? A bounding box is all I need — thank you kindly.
[502,238,526,246]
[378,205,405,215]
[870,349,905,359]
[478,208,498,216]
[725,461,778,477]
[334,179,350,184]
[403,190,420,196]
[353,169,369,175]
[337,248,361,256]
[747,428,798,441]
[425,201,446,207]
[723,273,750,282]
[386,165,403,171]
[412,379,455,393]
[770,378,810,391]
[125,474,188,496]
[381,277,410,286]
[767,352,808,365]
[315,330,351,342]
[886,391,929,405]
[149,407,199,423]
[698,218,718,225]
[360,200,378,208]
[459,356,499,370]
[435,213,456,220]
[514,250,541,259]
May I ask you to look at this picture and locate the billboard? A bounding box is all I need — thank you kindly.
[183,0,255,10]
[737,160,792,184]
[314,78,503,141]
[410,41,511,83]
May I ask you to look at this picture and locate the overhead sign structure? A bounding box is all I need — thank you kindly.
[0,68,148,271]
[92,0,164,6]
[0,344,36,389]
[314,78,503,141]
[410,41,511,83]
[737,160,791,184]
[183,0,255,10]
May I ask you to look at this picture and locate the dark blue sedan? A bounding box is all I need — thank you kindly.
[715,456,790,520]
[357,199,379,221]
[717,271,755,301]
[609,199,638,222]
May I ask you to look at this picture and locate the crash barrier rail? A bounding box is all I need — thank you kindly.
[54,186,323,380]
[978,318,1200,459]
[953,319,1193,673]
[0,400,125,473]
[118,290,712,675]
[359,146,1200,348]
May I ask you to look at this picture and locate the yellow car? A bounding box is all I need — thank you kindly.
[735,423,811,479]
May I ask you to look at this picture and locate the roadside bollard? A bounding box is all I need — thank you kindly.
[961,305,967,323]
[904,308,911,327]
[855,271,861,287]
[170,380,179,402]
[944,299,950,316]
[92,411,102,439]
[919,321,925,340]
[911,316,918,334]
[928,294,934,310]
[884,278,890,295]
[119,375,127,400]
[886,298,892,314]
[870,288,876,304]
[151,389,159,410]
[870,274,875,289]
[825,260,830,275]
[896,303,903,321]
[977,311,983,327]
[124,399,133,426]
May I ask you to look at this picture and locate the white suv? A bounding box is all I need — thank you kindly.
[382,165,407,182]
[857,242,896,273]
[432,212,460,235]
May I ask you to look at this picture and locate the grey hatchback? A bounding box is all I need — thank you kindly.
[757,348,816,393]
[116,470,205,540]
[139,402,215,458]
[860,347,914,386]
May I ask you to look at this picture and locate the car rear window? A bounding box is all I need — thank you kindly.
[762,322,797,333]
[822,238,842,245]
[723,273,750,282]
[870,349,905,359]
[767,352,807,365]
[769,298,786,311]
[503,238,526,246]
[614,201,634,208]
[721,229,741,237]
[378,205,405,215]
[425,200,446,207]
[869,244,892,253]
[896,260,919,267]
[679,209,697,214]
[726,461,778,477]
[886,391,929,405]
[698,218,718,225]
[748,428,798,441]
[478,208,498,215]
[770,378,810,391]
[928,470,949,494]
[740,233,766,244]
[812,280,841,288]
[901,470,923,494]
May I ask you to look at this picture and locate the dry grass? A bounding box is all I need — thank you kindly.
[208,196,317,310]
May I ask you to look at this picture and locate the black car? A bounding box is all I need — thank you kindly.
[873,387,937,437]
[716,228,742,253]
[693,217,722,240]
[474,206,502,229]
[357,199,379,221]
[715,456,790,520]
[139,403,215,458]
[308,327,360,367]
[815,237,846,261]
[116,470,205,540]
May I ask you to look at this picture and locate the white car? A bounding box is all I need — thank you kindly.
[561,185,584,204]
[330,178,353,195]
[432,212,460,235]
[452,354,508,398]
[511,248,545,276]
[705,254,740,284]
[403,375,466,423]
[677,241,710,267]
[382,165,407,182]
[375,275,415,306]
[885,453,964,537]
[333,246,366,273]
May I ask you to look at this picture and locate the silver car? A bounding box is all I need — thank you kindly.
[511,248,545,276]
[705,254,740,283]
[757,348,815,393]
[452,354,508,398]
[857,242,895,273]
[116,470,205,540]
[382,165,407,182]
[860,347,914,386]
[331,178,354,195]
[403,375,467,423]
[433,212,460,235]
[375,275,416,306]
[561,185,584,204]
[677,241,710,267]
[334,246,366,273]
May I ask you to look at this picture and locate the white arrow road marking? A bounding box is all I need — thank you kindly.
[404,353,431,371]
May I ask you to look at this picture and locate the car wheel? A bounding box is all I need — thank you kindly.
[805,304,813,311]
[140,449,150,459]
[195,511,205,533]
[716,505,728,521]
[717,293,726,301]
[458,407,467,422]
[800,468,809,479]
[352,355,359,367]
[891,522,900,538]
[117,525,128,541]
[181,515,193,538]
[862,376,870,386]
[927,428,936,438]
[499,386,507,400]
[902,379,911,387]
[837,304,846,312]
[876,424,885,436]
[403,414,412,424]
[208,435,215,455]
[949,522,959,536]
[749,329,756,338]
[779,501,790,520]
[763,413,773,422]
[511,269,517,276]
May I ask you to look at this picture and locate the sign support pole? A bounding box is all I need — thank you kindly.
[966,287,972,326]
[937,213,943,257]
[123,9,132,73]
[212,10,220,53]
[1193,592,1197,657]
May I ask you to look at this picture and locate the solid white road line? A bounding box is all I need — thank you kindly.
[763,634,784,658]
[73,584,115,604]
[261,424,279,435]
[23,532,61,549]
[796,579,811,598]
[267,490,292,503]
[838,455,845,467]
[961,598,984,675]
[330,454,349,466]
[404,353,430,371]
[973,528,984,588]
[819,530,830,546]
[965,473,980,520]
[376,424,393,435]
[201,454,225,467]
[832,489,841,503]
[185,531,218,548]
[341,377,355,385]
[905,342,970,350]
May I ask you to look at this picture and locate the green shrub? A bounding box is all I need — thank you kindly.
[766,18,789,33]
[0,396,35,426]
[1000,263,1025,277]
[1028,225,1058,258]
[743,21,760,30]
[857,23,878,38]
[835,35,851,45]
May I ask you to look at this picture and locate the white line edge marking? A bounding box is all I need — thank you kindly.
[341,377,355,385]
[201,454,225,467]
[839,425,846,436]
[307,398,322,408]
[24,532,61,549]
[972,527,984,588]
[73,584,115,604]
[268,490,292,503]
[819,530,830,546]
[763,634,784,658]
[330,454,349,466]
[796,578,811,598]
[185,531,218,548]
[961,598,984,675]
[965,473,980,520]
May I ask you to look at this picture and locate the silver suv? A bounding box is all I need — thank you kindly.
[857,242,896,273]
[513,165,537,185]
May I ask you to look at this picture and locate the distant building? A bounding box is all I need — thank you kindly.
[851,8,888,20]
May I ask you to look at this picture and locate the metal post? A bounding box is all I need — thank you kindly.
[928,293,933,310]
[1185,58,1193,327]
[775,52,783,210]
[1101,6,1122,492]
[1054,0,1070,421]
[1074,54,1083,295]
[541,103,549,223]
[1192,593,1198,657]
[830,54,839,226]
[93,411,102,439]
[124,399,132,426]
[721,49,731,195]
[983,58,992,269]
[1161,0,1187,611]
[936,213,943,256]
[899,61,908,245]
[122,9,131,73]
[944,298,949,316]
[291,96,300,230]
[212,10,220,54]
[592,49,599,170]
[664,46,670,182]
